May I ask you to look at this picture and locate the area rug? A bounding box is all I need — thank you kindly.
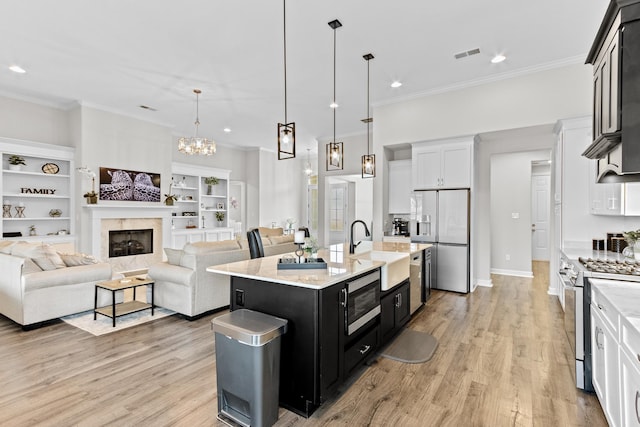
[61,307,175,336]
[380,329,439,363]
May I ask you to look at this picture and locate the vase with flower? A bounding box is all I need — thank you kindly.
[623,229,640,260]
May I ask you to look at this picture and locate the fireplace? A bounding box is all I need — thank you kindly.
[109,228,153,258]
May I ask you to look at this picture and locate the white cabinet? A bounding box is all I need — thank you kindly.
[388,159,411,214]
[412,138,473,190]
[591,305,620,427]
[1,139,75,245]
[621,320,640,426]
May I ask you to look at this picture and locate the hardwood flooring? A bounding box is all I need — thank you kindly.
[0,261,606,426]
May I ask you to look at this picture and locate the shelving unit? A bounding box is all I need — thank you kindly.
[169,163,232,248]
[1,138,75,245]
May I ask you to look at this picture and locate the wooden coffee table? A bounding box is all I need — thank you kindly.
[94,277,155,327]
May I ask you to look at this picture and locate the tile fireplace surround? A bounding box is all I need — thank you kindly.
[84,205,173,273]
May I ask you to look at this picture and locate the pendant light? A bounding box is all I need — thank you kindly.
[178,89,217,156]
[278,0,295,160]
[361,53,375,178]
[326,19,343,171]
[304,148,313,176]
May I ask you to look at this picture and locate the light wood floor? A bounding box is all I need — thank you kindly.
[0,261,606,426]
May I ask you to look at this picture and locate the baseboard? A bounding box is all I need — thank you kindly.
[183,305,229,321]
[476,279,493,288]
[490,268,533,278]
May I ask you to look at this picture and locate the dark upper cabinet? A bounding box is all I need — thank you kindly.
[584,1,640,181]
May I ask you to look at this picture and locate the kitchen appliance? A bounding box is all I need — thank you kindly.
[410,189,470,293]
[392,218,409,236]
[558,249,640,392]
[343,270,381,336]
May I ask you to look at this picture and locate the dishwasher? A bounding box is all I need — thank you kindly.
[409,249,428,314]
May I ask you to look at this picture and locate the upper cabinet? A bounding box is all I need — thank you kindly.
[1,138,75,245]
[584,1,640,181]
[412,137,473,190]
[388,159,411,214]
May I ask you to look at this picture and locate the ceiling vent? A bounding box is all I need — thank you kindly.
[454,48,481,60]
[139,105,157,111]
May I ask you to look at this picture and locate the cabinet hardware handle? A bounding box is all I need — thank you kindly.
[359,345,371,355]
[598,303,605,311]
[341,288,347,307]
[637,354,640,364]
[635,390,640,423]
[595,326,604,350]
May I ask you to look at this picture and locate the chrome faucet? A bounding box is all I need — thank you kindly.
[349,220,371,254]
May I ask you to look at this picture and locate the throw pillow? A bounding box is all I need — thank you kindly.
[164,248,183,265]
[59,253,99,267]
[32,257,60,271]
[11,242,66,269]
[22,258,43,274]
[269,234,294,245]
[0,240,17,254]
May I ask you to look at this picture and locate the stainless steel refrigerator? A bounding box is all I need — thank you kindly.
[410,189,470,293]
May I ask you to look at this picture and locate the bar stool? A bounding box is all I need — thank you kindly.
[247,229,265,259]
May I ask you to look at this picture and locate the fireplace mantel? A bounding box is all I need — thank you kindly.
[84,204,173,264]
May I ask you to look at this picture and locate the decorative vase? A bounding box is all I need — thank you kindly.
[86,195,97,204]
[217,221,223,227]
[207,185,213,195]
[165,198,174,206]
[634,241,640,261]
[8,165,21,171]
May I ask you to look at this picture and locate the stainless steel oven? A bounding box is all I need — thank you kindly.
[343,270,381,336]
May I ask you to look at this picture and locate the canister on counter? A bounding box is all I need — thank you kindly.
[592,239,605,251]
[610,236,627,253]
[607,232,624,251]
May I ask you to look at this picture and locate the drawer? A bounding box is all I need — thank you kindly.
[591,285,620,336]
[622,320,640,373]
[344,325,378,375]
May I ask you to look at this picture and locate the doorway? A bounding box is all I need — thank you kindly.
[325,175,373,245]
[531,161,551,261]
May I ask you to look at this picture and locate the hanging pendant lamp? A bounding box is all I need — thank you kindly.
[278,0,295,160]
[361,53,375,178]
[178,89,216,156]
[326,19,343,171]
[304,148,313,176]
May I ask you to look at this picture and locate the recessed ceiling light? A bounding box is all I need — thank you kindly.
[329,102,339,109]
[9,65,26,74]
[223,128,231,133]
[391,81,402,88]
[491,54,506,64]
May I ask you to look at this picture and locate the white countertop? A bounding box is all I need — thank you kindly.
[590,278,640,333]
[207,241,431,290]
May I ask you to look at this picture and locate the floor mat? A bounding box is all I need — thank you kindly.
[379,329,438,363]
[61,307,175,336]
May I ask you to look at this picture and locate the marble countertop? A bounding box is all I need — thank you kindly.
[590,278,640,334]
[207,241,431,290]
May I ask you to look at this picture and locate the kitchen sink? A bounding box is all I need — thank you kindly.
[352,250,409,291]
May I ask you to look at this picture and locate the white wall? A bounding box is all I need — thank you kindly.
[0,95,70,145]
[490,150,550,276]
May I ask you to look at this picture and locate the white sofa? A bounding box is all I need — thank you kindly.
[148,229,297,319]
[0,241,112,328]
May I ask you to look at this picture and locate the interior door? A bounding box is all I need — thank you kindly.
[531,174,550,260]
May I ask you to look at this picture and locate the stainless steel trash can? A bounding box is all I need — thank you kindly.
[212,309,288,427]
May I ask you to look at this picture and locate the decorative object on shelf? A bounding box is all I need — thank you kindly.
[29,225,36,236]
[48,209,62,217]
[164,177,177,206]
[20,187,57,195]
[326,19,343,171]
[8,155,26,171]
[285,217,296,232]
[14,205,25,218]
[204,176,219,195]
[361,53,375,178]
[186,220,197,229]
[182,211,197,216]
[77,166,98,204]
[178,89,217,156]
[215,211,225,226]
[2,204,11,218]
[277,0,296,160]
[230,197,238,209]
[216,202,225,210]
[41,162,60,174]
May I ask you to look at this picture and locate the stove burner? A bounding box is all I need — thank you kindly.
[578,257,640,276]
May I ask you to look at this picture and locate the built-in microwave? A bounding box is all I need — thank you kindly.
[343,270,381,336]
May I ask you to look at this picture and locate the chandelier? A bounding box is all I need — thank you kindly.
[178,89,216,156]
[362,53,375,178]
[278,0,296,160]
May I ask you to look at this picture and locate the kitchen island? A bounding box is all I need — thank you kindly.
[207,241,429,417]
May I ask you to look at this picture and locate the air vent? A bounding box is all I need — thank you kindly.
[139,105,157,111]
[454,48,481,60]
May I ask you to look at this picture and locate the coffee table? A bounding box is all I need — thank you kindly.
[94,277,155,327]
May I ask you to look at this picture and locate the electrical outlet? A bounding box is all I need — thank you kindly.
[235,289,245,307]
[511,212,520,219]
[505,254,511,261]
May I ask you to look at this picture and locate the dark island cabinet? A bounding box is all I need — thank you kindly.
[380,280,411,344]
[230,273,375,417]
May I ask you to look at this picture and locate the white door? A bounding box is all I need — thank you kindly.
[531,174,550,260]
[328,183,347,245]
